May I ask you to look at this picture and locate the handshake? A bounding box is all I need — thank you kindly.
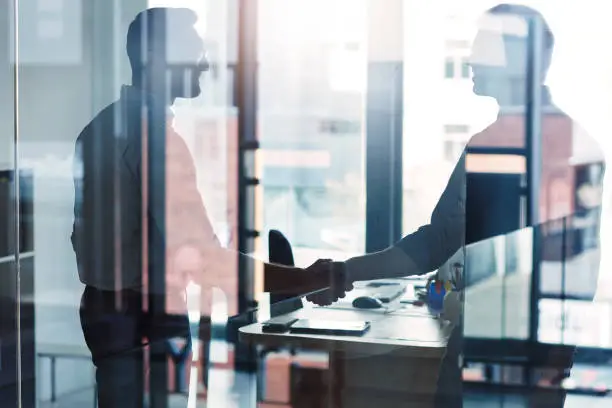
[301,259,354,306]
[265,259,354,306]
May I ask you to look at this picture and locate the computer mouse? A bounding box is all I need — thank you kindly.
[352,296,384,309]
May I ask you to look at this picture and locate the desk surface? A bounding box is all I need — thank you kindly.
[240,290,451,358]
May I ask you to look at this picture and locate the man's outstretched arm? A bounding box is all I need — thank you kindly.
[149,133,342,305]
[343,153,466,283]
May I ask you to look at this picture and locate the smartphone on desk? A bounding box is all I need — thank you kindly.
[261,316,298,333]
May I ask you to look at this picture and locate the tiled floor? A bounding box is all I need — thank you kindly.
[39,381,612,408]
[40,390,612,408]
[38,367,256,408]
[36,359,612,408]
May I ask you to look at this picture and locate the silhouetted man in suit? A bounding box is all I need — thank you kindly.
[72,7,347,407]
[315,4,604,407]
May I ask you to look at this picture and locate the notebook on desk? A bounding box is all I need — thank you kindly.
[289,319,371,336]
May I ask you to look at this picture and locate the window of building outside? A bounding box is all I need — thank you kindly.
[461,57,471,78]
[319,119,361,134]
[443,125,470,161]
[445,124,470,134]
[443,139,466,162]
[445,58,455,78]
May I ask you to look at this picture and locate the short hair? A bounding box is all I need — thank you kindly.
[126,7,198,72]
[487,3,554,53]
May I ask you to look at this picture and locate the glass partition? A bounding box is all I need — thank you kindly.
[0,1,20,405]
[258,0,367,265]
[4,0,612,407]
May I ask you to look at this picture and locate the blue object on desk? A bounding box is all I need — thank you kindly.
[427,281,446,315]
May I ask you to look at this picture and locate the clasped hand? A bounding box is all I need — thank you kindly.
[303,259,353,306]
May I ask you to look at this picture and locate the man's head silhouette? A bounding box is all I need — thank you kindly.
[469,4,554,103]
[126,7,209,102]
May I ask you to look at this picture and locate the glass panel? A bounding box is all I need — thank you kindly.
[0,1,19,405]
[10,0,612,407]
[15,1,237,406]
[258,0,367,264]
[461,57,471,78]
[445,58,456,78]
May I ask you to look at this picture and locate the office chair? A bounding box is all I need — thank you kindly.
[267,231,334,406]
[267,229,304,316]
[269,229,295,266]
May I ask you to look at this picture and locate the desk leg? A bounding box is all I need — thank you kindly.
[290,356,336,408]
[329,351,344,408]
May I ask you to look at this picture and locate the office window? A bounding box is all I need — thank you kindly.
[444,58,455,78]
[259,0,366,265]
[443,139,465,161]
[319,119,361,134]
[446,39,471,49]
[461,58,470,78]
[443,140,455,161]
[328,43,366,92]
[444,124,470,134]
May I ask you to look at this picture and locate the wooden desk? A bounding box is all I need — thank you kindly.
[240,298,452,408]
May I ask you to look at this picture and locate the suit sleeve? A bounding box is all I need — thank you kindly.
[346,153,466,282]
[395,152,466,275]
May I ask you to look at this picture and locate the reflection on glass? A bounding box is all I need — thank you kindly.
[3,1,612,407]
[259,0,366,266]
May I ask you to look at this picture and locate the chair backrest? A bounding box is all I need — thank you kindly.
[268,229,303,316]
[465,172,522,246]
[269,229,295,266]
